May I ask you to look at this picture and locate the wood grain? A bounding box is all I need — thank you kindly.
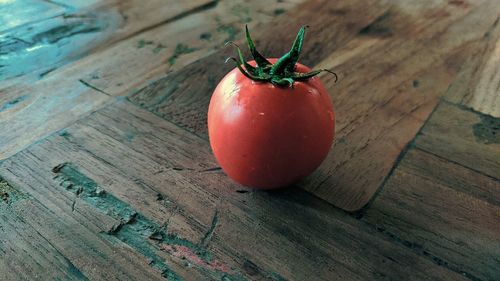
[0,179,88,281]
[0,0,303,161]
[415,102,500,179]
[129,0,500,210]
[444,14,500,117]
[0,0,214,81]
[0,0,64,32]
[0,177,165,280]
[130,0,391,136]
[362,146,500,281]
[0,99,469,280]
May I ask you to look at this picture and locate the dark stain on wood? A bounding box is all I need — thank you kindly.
[0,178,28,205]
[448,0,470,9]
[199,32,212,41]
[58,129,72,139]
[358,11,393,37]
[51,162,240,280]
[472,114,499,144]
[168,43,198,66]
[273,8,286,15]
[137,39,155,48]
[215,16,239,42]
[32,17,104,44]
[52,162,180,279]
[0,95,28,112]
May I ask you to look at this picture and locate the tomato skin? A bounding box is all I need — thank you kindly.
[208,59,334,189]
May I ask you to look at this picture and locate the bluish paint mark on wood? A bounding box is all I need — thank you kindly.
[0,95,28,112]
[52,163,245,280]
[472,114,499,144]
[0,178,28,205]
[0,10,120,80]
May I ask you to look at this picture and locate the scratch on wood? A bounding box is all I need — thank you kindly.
[370,224,482,281]
[52,163,240,279]
[39,67,57,78]
[200,209,219,249]
[199,167,222,173]
[78,79,110,96]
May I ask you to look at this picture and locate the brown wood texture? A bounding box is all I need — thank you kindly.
[1,0,499,279]
[361,103,500,281]
[0,0,303,161]
[129,0,500,211]
[0,100,469,280]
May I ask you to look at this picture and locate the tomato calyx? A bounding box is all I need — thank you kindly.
[225,25,338,87]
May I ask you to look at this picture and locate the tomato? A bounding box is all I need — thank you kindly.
[207,26,336,189]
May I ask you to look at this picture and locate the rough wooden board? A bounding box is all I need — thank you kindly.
[129,0,500,211]
[49,0,306,96]
[129,0,391,135]
[0,99,469,280]
[361,147,500,281]
[0,0,65,32]
[298,0,500,210]
[402,147,500,207]
[0,81,110,161]
[444,14,500,117]
[0,0,303,162]
[0,176,165,280]
[0,0,213,80]
[415,102,500,179]
[0,180,87,281]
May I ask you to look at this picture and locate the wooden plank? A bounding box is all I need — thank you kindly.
[129,0,500,210]
[0,99,468,280]
[415,102,500,179]
[47,0,307,96]
[0,0,214,80]
[0,176,164,280]
[0,0,303,161]
[0,179,88,281]
[129,0,391,134]
[401,147,500,207]
[444,14,500,117]
[362,148,500,281]
[0,0,64,32]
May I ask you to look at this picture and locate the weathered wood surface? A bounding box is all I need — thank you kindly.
[0,0,214,80]
[361,103,500,281]
[129,0,500,211]
[1,0,500,279]
[0,100,469,280]
[444,14,500,118]
[0,0,303,161]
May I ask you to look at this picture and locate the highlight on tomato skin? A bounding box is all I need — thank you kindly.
[207,25,336,189]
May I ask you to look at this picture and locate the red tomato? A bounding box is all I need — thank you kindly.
[208,59,334,189]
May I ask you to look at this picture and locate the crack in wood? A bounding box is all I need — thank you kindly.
[370,223,484,281]
[51,162,242,280]
[199,209,219,249]
[118,0,220,44]
[78,79,111,96]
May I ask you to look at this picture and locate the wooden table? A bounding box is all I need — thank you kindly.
[1,0,499,280]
